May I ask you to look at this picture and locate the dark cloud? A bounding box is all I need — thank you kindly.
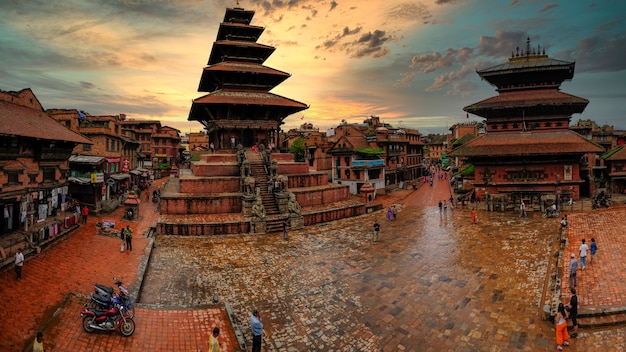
[316,26,362,50]
[435,0,464,4]
[330,1,338,11]
[348,30,392,58]
[409,47,474,73]
[555,33,626,73]
[477,30,528,58]
[538,4,558,13]
[596,19,623,32]
[509,0,519,7]
[80,81,95,89]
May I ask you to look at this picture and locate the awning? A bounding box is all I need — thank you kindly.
[109,173,130,180]
[129,170,141,175]
[106,157,121,163]
[69,155,105,165]
[68,176,91,184]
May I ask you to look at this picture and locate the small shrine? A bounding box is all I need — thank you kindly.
[123,192,141,220]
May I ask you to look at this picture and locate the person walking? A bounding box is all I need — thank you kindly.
[125,225,133,251]
[373,220,380,242]
[449,195,454,208]
[391,205,397,220]
[283,220,289,241]
[81,205,89,224]
[579,239,589,270]
[387,207,392,221]
[569,253,578,288]
[438,200,442,213]
[471,209,477,225]
[519,200,527,217]
[33,331,45,352]
[443,200,447,213]
[208,326,221,352]
[555,302,570,350]
[250,308,263,352]
[566,288,579,338]
[15,248,24,280]
[119,228,126,253]
[590,237,598,264]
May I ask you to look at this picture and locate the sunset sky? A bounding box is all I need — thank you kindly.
[1,0,624,135]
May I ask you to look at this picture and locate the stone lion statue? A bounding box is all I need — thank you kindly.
[241,159,251,177]
[270,160,278,177]
[287,192,301,216]
[244,176,256,195]
[251,197,266,219]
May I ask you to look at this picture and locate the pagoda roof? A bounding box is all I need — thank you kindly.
[188,90,308,121]
[223,7,254,25]
[479,56,574,76]
[217,22,264,42]
[463,89,588,117]
[208,40,275,65]
[0,101,92,144]
[198,62,290,92]
[450,130,603,157]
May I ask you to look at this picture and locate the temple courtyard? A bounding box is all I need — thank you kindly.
[2,176,626,351]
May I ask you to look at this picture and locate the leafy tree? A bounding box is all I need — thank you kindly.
[289,137,305,162]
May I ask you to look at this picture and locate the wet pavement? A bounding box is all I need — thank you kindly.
[3,175,626,351]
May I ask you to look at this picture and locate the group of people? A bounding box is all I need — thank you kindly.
[386,205,397,221]
[561,237,598,349]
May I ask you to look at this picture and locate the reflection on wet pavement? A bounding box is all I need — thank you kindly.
[141,204,561,351]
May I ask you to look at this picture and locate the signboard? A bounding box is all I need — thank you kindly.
[122,158,130,172]
[91,172,105,183]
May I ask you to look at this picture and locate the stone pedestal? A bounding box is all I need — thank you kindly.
[241,195,256,217]
[276,192,289,213]
[289,215,304,230]
[250,219,266,234]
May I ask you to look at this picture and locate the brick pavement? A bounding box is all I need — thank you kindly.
[4,173,626,351]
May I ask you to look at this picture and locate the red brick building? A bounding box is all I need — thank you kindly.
[452,40,604,208]
[0,88,91,236]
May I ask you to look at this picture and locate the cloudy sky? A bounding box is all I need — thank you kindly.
[1,0,624,135]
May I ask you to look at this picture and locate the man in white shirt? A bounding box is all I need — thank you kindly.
[580,239,589,270]
[15,248,24,280]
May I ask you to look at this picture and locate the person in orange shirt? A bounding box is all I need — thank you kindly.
[471,208,477,224]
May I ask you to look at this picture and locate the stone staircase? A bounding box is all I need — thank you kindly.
[572,309,626,329]
[245,150,280,215]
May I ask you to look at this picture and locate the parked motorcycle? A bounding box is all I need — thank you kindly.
[80,302,135,337]
[90,279,135,319]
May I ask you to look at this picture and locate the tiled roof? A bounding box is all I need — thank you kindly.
[604,145,626,161]
[479,56,574,75]
[0,101,92,144]
[451,130,604,157]
[464,90,588,112]
[204,62,290,76]
[192,90,308,108]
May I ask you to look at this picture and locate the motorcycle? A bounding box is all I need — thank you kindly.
[90,279,135,319]
[80,302,135,337]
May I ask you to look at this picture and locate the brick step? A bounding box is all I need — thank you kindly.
[573,312,626,329]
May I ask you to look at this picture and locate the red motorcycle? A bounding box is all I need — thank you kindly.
[80,302,135,337]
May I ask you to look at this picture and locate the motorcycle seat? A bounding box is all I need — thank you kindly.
[95,284,114,294]
[91,292,112,305]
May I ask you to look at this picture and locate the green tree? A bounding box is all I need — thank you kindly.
[289,137,305,162]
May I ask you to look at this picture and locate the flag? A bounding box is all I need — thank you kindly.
[78,110,87,119]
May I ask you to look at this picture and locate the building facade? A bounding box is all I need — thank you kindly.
[0,88,91,236]
[452,40,604,207]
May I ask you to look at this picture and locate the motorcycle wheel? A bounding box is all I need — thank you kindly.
[119,318,136,337]
[82,316,96,333]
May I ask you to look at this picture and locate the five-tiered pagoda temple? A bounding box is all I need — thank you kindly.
[188,6,308,149]
[452,39,603,208]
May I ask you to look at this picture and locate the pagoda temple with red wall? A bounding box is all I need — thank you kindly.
[452,39,603,208]
[188,6,308,149]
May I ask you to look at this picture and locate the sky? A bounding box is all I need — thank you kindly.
[0,0,625,135]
